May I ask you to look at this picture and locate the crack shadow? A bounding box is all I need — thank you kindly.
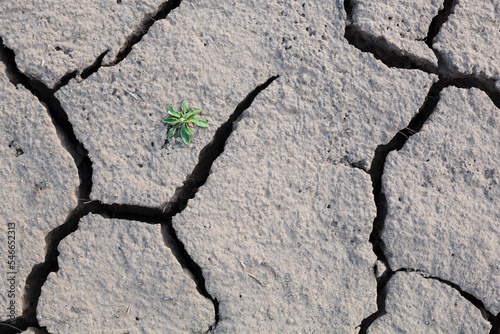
[424,0,456,48]
[357,271,393,333]
[369,80,446,269]
[343,0,500,330]
[159,75,279,331]
[161,75,280,215]
[1,44,278,331]
[361,77,499,332]
[491,313,500,334]
[107,0,182,66]
[3,0,181,93]
[343,0,500,102]
[0,38,93,203]
[397,268,497,327]
[343,0,437,74]
[359,80,445,332]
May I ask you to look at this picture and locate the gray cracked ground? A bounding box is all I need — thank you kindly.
[38,214,214,333]
[383,87,500,315]
[55,0,435,207]
[367,272,491,333]
[433,0,500,83]
[0,0,168,89]
[0,62,79,320]
[348,0,442,69]
[0,0,498,333]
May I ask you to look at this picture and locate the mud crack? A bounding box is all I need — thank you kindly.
[1,38,93,203]
[159,75,279,332]
[343,1,500,331]
[4,0,181,95]
[161,75,280,215]
[343,0,500,102]
[360,78,499,333]
[1,36,94,333]
[0,59,277,332]
[396,268,496,324]
[359,80,444,333]
[424,0,456,49]
[107,0,181,66]
[54,0,182,89]
[343,0,438,74]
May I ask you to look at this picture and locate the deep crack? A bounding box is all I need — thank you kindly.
[79,50,110,82]
[343,0,500,330]
[0,0,496,330]
[1,38,93,203]
[357,271,393,333]
[369,80,445,267]
[424,0,456,48]
[1,39,94,333]
[4,0,181,93]
[359,79,445,333]
[343,0,500,101]
[343,0,438,74]
[397,268,496,326]
[360,268,499,332]
[491,313,500,334]
[107,0,182,66]
[161,75,280,215]
[0,50,277,331]
[360,77,499,332]
[160,75,279,331]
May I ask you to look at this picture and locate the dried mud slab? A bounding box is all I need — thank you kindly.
[383,87,500,314]
[0,63,78,320]
[37,214,214,333]
[56,0,436,207]
[173,81,378,332]
[172,57,433,331]
[0,0,165,88]
[349,0,442,68]
[434,0,500,84]
[367,272,491,333]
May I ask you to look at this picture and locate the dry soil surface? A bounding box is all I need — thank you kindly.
[0,0,499,333]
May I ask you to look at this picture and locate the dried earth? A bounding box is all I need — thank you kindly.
[0,0,498,333]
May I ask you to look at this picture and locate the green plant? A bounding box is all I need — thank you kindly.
[162,101,208,145]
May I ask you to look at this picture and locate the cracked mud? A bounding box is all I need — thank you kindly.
[0,0,499,333]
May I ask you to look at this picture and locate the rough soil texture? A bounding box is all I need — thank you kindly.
[55,0,435,207]
[367,271,491,333]
[433,0,500,84]
[0,0,166,89]
[0,62,79,319]
[172,82,380,332]
[37,214,214,333]
[349,0,442,69]
[383,87,500,315]
[0,0,498,333]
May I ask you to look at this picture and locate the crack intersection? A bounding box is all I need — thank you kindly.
[1,0,498,331]
[1,37,278,332]
[342,1,500,333]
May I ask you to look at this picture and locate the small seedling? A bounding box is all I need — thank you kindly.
[162,101,208,145]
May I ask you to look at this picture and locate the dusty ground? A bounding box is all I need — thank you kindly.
[0,0,499,333]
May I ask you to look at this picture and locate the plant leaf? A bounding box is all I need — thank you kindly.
[168,105,181,118]
[180,125,191,145]
[184,108,202,119]
[181,101,188,113]
[185,124,194,136]
[167,124,179,138]
[190,119,209,127]
[162,117,181,124]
